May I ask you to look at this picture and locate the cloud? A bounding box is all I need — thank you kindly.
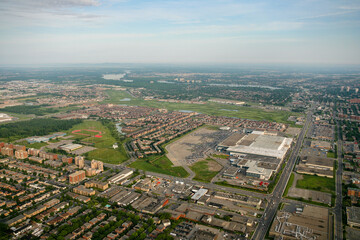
[165,22,304,36]
[0,0,103,25]
[1,0,100,9]
[298,10,359,20]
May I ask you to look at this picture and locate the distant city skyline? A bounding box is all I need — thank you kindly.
[0,0,360,65]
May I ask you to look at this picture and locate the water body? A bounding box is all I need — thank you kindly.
[220,109,239,112]
[115,123,125,135]
[102,73,125,80]
[179,110,194,113]
[158,80,175,84]
[119,98,131,101]
[209,83,281,90]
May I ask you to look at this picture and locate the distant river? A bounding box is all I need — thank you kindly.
[209,83,280,90]
[102,73,125,80]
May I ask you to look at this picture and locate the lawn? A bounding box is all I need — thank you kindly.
[190,158,222,182]
[102,90,300,124]
[68,120,128,164]
[327,151,337,158]
[129,154,189,178]
[16,140,48,149]
[296,174,335,194]
[283,173,295,197]
[86,148,127,164]
[212,154,229,159]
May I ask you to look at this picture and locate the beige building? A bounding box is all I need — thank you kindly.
[91,159,104,171]
[75,156,85,168]
[73,185,96,196]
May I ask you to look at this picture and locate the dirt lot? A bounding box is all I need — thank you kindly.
[285,127,301,136]
[166,127,230,166]
[208,160,222,171]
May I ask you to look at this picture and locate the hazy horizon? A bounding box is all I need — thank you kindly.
[1,0,360,65]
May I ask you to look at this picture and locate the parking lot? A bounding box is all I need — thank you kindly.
[166,127,231,166]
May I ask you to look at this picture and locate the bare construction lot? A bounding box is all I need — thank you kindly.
[166,127,231,166]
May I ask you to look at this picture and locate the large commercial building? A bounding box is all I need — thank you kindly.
[347,206,360,228]
[218,132,293,180]
[108,169,133,184]
[269,205,330,240]
[60,144,83,153]
[224,132,293,160]
[69,170,86,184]
[297,156,334,178]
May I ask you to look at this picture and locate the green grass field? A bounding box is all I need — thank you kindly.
[296,174,335,194]
[327,151,336,158]
[68,120,128,164]
[16,140,48,149]
[212,154,229,159]
[283,173,295,197]
[129,155,189,178]
[102,90,300,124]
[190,158,222,182]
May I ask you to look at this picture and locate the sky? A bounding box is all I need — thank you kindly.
[0,0,360,65]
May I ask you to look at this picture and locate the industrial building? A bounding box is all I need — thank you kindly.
[269,205,330,240]
[218,132,292,180]
[108,169,133,184]
[191,189,208,201]
[296,156,334,178]
[60,143,83,153]
[225,133,292,160]
[347,206,360,228]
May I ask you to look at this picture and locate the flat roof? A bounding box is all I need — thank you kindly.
[302,156,333,167]
[61,144,83,150]
[226,133,292,159]
[191,188,208,200]
[218,133,246,147]
[347,206,360,224]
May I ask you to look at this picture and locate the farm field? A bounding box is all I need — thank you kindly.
[190,158,222,182]
[102,90,300,124]
[129,154,189,178]
[67,120,128,164]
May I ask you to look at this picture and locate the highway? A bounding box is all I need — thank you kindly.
[334,118,343,240]
[251,107,313,240]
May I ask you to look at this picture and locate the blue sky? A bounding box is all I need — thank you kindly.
[0,0,359,65]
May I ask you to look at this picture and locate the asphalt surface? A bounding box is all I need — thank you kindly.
[251,108,313,240]
[334,118,343,240]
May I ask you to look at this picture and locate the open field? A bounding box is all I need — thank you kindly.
[296,174,335,194]
[190,158,222,182]
[102,90,300,123]
[327,151,336,158]
[283,173,295,197]
[68,120,128,164]
[16,140,48,149]
[212,154,229,159]
[129,154,189,178]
